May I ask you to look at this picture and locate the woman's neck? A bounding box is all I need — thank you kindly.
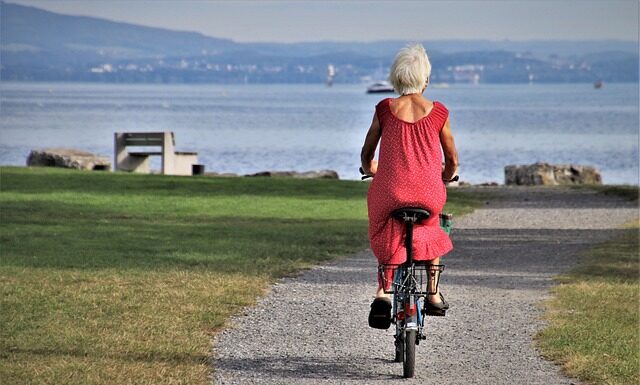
[400,90,425,97]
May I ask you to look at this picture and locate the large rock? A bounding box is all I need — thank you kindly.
[27,148,111,171]
[505,162,601,185]
[245,170,339,179]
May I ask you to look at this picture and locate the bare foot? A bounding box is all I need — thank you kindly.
[428,293,443,304]
[375,287,390,298]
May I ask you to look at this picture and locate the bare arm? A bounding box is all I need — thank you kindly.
[439,117,459,182]
[360,112,382,175]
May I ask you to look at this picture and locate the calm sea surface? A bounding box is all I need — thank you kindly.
[1,82,638,184]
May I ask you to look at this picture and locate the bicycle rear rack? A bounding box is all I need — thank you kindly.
[379,264,445,295]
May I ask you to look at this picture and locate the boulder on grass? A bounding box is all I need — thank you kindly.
[505,162,601,185]
[27,148,111,171]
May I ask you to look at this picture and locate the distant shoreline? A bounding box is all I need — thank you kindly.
[2,80,639,86]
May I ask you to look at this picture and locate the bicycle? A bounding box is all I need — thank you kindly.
[360,168,456,378]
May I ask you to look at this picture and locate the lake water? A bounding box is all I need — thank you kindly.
[1,82,638,184]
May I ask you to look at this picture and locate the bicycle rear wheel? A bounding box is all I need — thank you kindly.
[403,329,416,378]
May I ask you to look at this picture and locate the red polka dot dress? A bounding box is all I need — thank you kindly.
[367,98,453,266]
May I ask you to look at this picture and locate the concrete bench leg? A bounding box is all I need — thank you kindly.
[174,154,199,176]
[162,132,175,175]
[114,133,150,172]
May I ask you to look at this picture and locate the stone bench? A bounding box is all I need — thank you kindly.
[114,132,198,176]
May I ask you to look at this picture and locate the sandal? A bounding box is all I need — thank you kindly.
[423,293,449,317]
[368,297,392,329]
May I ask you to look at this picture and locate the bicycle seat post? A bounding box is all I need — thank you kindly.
[392,208,430,266]
[404,216,415,265]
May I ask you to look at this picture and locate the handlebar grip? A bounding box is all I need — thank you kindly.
[359,167,372,180]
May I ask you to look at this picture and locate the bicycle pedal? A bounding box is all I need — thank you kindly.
[423,309,446,317]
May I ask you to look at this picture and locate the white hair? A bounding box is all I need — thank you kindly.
[388,44,432,95]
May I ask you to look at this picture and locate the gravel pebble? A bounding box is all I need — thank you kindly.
[212,186,637,384]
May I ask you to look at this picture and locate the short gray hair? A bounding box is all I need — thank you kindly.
[388,44,431,95]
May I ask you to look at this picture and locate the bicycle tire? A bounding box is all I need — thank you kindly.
[394,330,404,362]
[403,329,416,378]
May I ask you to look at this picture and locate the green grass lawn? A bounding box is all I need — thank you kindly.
[537,223,639,385]
[0,166,478,385]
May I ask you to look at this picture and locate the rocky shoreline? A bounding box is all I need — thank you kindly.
[24,148,608,186]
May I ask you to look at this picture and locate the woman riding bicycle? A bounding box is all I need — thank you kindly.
[360,43,459,326]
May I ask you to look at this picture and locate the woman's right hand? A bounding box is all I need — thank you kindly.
[439,118,459,181]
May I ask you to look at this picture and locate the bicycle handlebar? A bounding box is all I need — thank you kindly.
[359,167,372,180]
[359,167,459,183]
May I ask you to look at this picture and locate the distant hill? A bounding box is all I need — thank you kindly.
[1,2,637,84]
[0,2,234,64]
[243,39,638,60]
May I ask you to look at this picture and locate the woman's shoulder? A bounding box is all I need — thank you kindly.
[375,98,393,109]
[432,101,449,119]
[375,98,394,120]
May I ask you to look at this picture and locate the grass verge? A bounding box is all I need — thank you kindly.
[573,184,639,202]
[536,223,639,385]
[0,166,479,385]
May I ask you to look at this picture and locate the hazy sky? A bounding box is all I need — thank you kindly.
[9,0,640,43]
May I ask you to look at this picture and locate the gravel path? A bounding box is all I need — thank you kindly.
[212,186,637,385]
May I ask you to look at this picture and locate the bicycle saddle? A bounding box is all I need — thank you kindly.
[391,207,431,223]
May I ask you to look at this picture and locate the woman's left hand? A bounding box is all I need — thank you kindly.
[368,160,378,175]
[361,159,378,176]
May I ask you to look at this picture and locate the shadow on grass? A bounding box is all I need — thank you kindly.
[570,229,640,283]
[5,346,209,365]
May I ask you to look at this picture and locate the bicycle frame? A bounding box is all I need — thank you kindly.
[391,264,431,350]
[378,212,451,377]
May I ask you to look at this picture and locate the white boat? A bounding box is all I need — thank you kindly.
[327,64,335,86]
[366,81,395,94]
